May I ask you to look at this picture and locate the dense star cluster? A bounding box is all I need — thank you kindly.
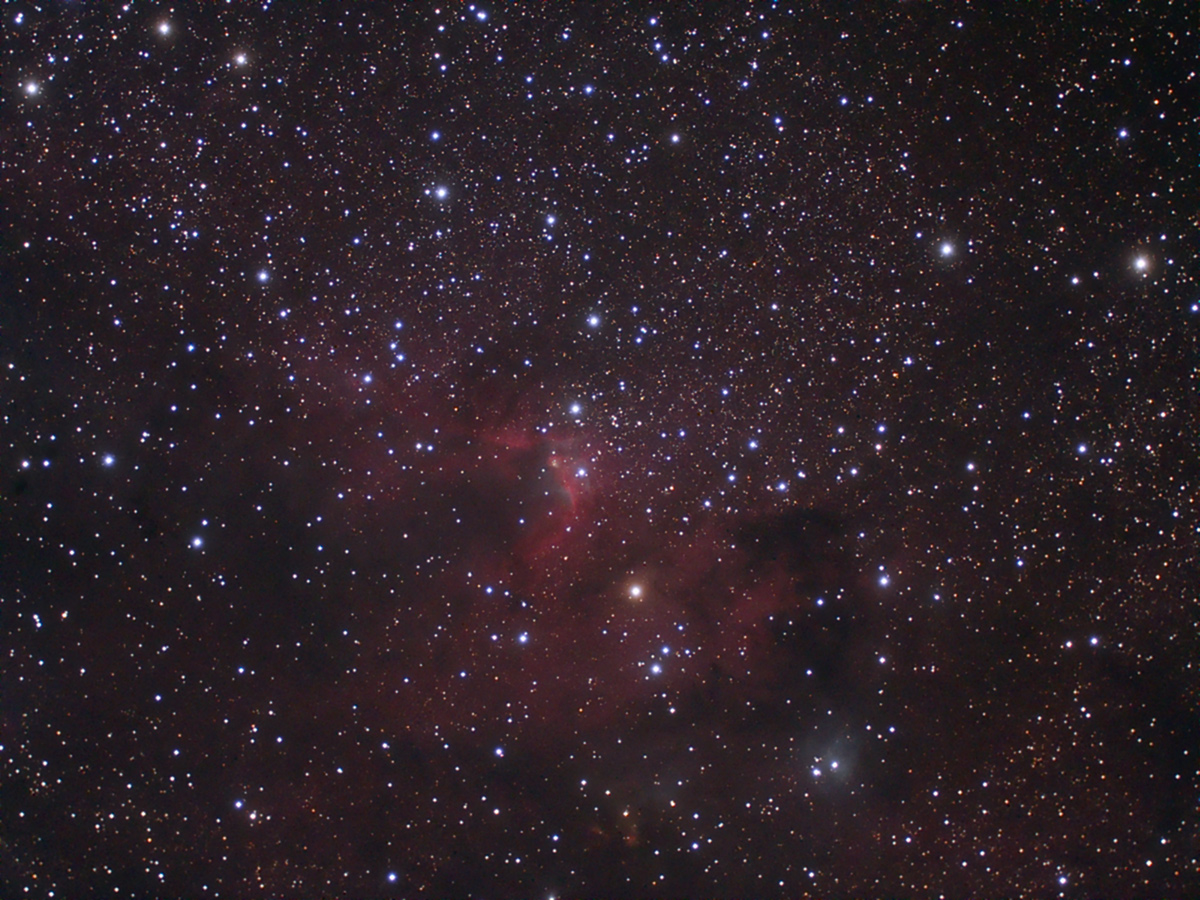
[3,3,1198,897]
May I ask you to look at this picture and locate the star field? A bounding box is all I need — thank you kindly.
[2,3,1198,897]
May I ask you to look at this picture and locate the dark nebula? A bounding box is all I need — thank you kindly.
[2,2,1197,897]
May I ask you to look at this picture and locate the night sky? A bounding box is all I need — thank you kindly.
[3,2,1198,897]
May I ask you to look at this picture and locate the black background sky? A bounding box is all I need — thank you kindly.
[2,2,1198,897]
